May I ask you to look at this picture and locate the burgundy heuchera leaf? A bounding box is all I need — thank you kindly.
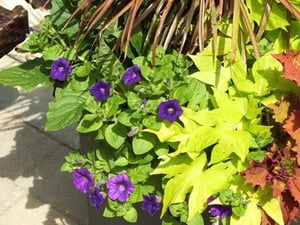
[272,51,300,87]
[280,191,300,225]
[283,109,300,156]
[241,145,300,224]
[240,162,269,188]
[288,169,300,205]
[268,97,290,123]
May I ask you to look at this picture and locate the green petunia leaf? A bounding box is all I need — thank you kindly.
[0,58,52,91]
[45,88,88,130]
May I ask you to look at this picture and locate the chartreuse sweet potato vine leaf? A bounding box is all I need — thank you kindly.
[231,201,261,225]
[189,38,232,92]
[231,56,281,97]
[232,53,300,104]
[147,99,250,163]
[210,130,252,164]
[150,154,193,179]
[251,54,286,96]
[230,177,284,225]
[152,152,236,221]
[246,0,289,31]
[256,188,284,225]
[145,112,219,158]
[231,60,258,94]
[145,47,278,222]
[211,89,245,124]
[190,50,290,101]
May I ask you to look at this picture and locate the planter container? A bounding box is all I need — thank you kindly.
[87,202,161,225]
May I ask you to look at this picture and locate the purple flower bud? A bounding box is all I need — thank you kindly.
[207,196,217,203]
[72,168,94,194]
[142,194,161,216]
[122,65,142,86]
[166,78,172,87]
[127,126,139,137]
[89,188,106,209]
[106,173,134,202]
[139,98,148,109]
[158,99,183,123]
[90,79,111,101]
[50,57,72,81]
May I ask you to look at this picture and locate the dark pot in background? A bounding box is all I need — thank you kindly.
[79,134,162,225]
[87,202,161,225]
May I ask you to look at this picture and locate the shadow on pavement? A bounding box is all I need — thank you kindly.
[0,85,87,225]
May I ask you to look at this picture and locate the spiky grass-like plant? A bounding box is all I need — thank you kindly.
[65,0,300,64]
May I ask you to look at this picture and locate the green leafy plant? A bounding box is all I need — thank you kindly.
[1,0,300,224]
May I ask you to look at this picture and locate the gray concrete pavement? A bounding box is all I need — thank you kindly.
[0,74,89,225]
[0,1,89,223]
[0,71,88,225]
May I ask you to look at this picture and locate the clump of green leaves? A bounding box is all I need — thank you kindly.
[1,0,300,224]
[219,189,248,218]
[60,46,207,223]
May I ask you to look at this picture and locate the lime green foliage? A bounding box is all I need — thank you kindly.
[1,0,300,224]
[246,0,289,31]
[219,189,247,217]
[145,21,298,222]
[189,37,232,92]
[228,176,284,225]
[231,201,261,225]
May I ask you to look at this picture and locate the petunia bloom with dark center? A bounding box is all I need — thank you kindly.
[90,79,111,101]
[72,168,94,194]
[142,194,161,216]
[158,99,183,123]
[122,65,142,86]
[209,204,232,219]
[106,173,134,202]
[89,188,106,209]
[50,57,72,81]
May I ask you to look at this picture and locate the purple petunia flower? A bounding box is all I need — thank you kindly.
[158,99,183,123]
[72,168,94,194]
[122,65,142,86]
[50,57,72,81]
[89,188,106,209]
[106,173,134,202]
[90,79,111,101]
[209,204,232,219]
[142,194,161,216]
[207,196,217,203]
